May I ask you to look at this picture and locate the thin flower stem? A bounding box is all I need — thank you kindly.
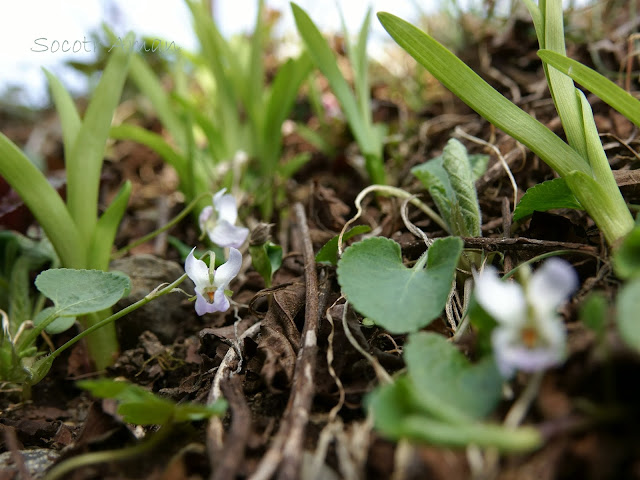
[112,192,211,259]
[504,370,545,429]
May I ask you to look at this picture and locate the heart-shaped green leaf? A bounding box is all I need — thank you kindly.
[35,269,131,316]
[337,236,462,333]
[367,375,540,452]
[513,177,583,222]
[405,332,503,422]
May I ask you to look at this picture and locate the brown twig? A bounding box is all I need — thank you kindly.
[277,203,327,480]
[207,322,261,478]
[403,236,599,259]
[211,375,252,480]
[249,202,328,480]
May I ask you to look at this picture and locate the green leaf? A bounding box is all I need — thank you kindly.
[249,242,283,288]
[579,292,607,335]
[337,236,462,333]
[616,278,640,353]
[405,332,502,422]
[33,307,76,335]
[276,152,311,180]
[367,376,540,452]
[541,0,588,160]
[35,269,131,316]
[66,32,133,245]
[110,124,187,179]
[88,180,131,271]
[513,177,583,222]
[78,379,227,425]
[292,3,384,184]
[411,155,453,229]
[0,133,85,268]
[441,139,482,237]
[412,139,483,236]
[43,69,81,153]
[315,225,372,266]
[576,89,621,201]
[538,50,640,128]
[613,225,640,279]
[127,53,187,149]
[376,12,590,179]
[263,54,313,169]
[565,171,634,246]
[469,153,490,181]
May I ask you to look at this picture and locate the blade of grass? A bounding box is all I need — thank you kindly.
[577,90,619,200]
[186,0,240,136]
[43,69,81,153]
[566,171,633,245]
[247,0,266,134]
[542,0,588,159]
[0,133,84,268]
[538,49,640,128]
[88,180,131,271]
[109,124,187,179]
[127,55,187,149]
[353,8,373,124]
[263,53,313,169]
[66,32,133,245]
[292,2,384,184]
[376,12,591,178]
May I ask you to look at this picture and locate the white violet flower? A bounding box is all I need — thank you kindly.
[474,258,578,378]
[199,189,249,248]
[185,247,242,316]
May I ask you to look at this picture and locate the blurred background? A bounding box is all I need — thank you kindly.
[0,0,426,107]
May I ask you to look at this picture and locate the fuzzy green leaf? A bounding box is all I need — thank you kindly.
[337,236,462,333]
[33,307,76,335]
[35,269,131,316]
[469,153,490,181]
[513,177,583,222]
[412,155,453,229]
[412,139,484,236]
[441,139,482,237]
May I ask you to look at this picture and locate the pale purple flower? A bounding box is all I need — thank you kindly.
[185,247,242,316]
[474,258,578,378]
[199,189,249,248]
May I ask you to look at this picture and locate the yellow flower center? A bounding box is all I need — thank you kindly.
[521,326,538,349]
[204,287,216,303]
